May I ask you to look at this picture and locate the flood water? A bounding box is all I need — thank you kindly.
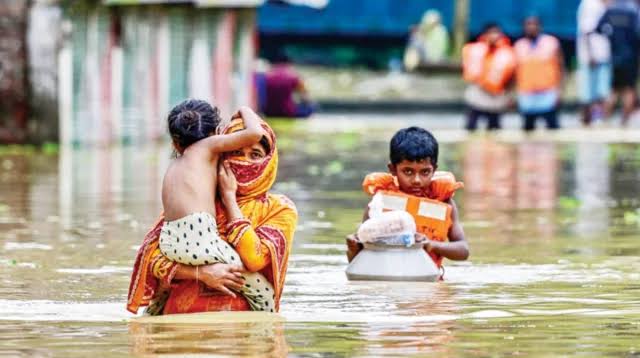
[1,115,639,357]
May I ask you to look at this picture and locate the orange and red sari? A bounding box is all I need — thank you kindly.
[127,119,297,315]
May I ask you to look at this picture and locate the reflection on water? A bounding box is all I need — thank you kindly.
[463,139,517,211]
[575,142,610,236]
[462,139,559,242]
[130,313,289,356]
[463,139,558,210]
[1,119,640,356]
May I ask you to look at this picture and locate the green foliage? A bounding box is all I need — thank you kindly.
[0,144,59,155]
[41,142,59,155]
[558,196,580,210]
[623,210,640,225]
[0,145,36,155]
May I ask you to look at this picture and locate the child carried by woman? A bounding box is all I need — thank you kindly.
[159,99,275,311]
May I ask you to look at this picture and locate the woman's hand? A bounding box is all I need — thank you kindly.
[198,263,246,297]
[218,161,245,221]
[218,161,238,202]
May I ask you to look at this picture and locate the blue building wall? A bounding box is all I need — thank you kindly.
[259,0,581,39]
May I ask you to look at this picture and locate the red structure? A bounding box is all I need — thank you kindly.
[0,2,29,143]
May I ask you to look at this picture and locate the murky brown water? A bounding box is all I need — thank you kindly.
[1,116,639,357]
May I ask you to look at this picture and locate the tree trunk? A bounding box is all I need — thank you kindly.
[0,1,30,143]
[452,0,469,60]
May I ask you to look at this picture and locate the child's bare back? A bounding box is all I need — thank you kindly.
[162,142,220,221]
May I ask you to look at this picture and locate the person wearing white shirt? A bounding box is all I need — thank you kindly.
[577,0,612,125]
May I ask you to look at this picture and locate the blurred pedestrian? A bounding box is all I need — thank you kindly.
[597,0,640,125]
[514,16,564,131]
[462,23,516,131]
[403,10,450,71]
[254,59,270,115]
[263,52,314,118]
[577,0,612,126]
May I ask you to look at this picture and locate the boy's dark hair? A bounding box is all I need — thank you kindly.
[389,126,439,165]
[482,22,501,33]
[168,99,221,149]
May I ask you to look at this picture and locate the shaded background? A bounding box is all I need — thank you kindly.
[259,0,580,68]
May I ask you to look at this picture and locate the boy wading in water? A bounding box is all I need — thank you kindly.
[160,99,275,311]
[347,127,469,276]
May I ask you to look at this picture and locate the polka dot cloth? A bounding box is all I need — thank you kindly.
[159,212,275,312]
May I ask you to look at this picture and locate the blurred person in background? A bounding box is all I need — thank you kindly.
[597,0,640,125]
[514,16,564,131]
[403,10,450,71]
[462,23,516,131]
[263,52,314,118]
[577,0,612,126]
[254,59,270,116]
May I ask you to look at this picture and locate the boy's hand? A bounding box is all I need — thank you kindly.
[415,233,436,253]
[415,233,428,242]
[346,234,362,245]
[346,234,363,263]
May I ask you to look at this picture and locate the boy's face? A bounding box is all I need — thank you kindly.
[388,159,437,196]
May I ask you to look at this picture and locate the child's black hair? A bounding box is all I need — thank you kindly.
[389,126,439,165]
[168,99,221,150]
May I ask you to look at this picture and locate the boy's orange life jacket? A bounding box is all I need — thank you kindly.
[514,34,562,93]
[362,171,463,267]
[462,36,516,95]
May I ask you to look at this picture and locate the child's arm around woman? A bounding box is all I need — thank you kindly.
[197,106,264,154]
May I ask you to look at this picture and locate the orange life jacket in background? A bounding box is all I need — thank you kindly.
[462,36,516,95]
[514,34,562,93]
[362,171,464,267]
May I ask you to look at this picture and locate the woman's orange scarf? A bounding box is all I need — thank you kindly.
[127,119,296,314]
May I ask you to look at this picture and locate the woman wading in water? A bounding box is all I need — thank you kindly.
[127,117,297,315]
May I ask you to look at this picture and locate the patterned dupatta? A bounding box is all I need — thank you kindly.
[216,118,292,311]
